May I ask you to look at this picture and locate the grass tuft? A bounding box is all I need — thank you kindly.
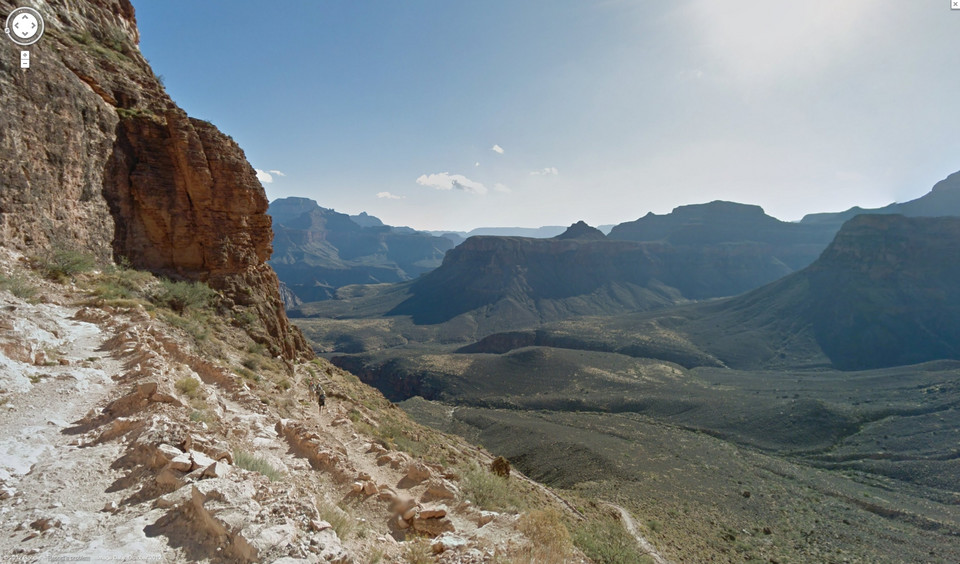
[234,450,283,482]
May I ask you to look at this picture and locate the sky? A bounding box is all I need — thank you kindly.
[133,0,960,232]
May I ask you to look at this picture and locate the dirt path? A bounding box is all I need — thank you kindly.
[603,502,672,564]
[0,300,174,560]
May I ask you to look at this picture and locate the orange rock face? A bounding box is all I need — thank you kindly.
[0,0,310,360]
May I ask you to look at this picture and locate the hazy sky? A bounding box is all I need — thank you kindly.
[134,1,960,231]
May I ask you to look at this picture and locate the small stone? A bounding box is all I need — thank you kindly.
[102,501,119,513]
[402,506,418,521]
[351,482,364,493]
[30,518,59,531]
[420,507,447,520]
[310,519,332,532]
[742,491,751,498]
[363,481,379,496]
[406,461,432,484]
[432,533,468,554]
[0,487,14,500]
[202,461,230,479]
[58,358,70,366]
[397,516,410,529]
[478,511,498,527]
[168,452,194,472]
[421,479,458,502]
[357,472,372,482]
[412,516,455,537]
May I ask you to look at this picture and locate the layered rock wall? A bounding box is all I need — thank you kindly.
[0,0,309,360]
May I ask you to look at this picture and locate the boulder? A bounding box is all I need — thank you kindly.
[412,516,454,537]
[421,479,458,502]
[432,533,468,554]
[419,507,446,520]
[405,461,431,484]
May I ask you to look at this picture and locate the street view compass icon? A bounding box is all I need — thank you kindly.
[5,7,44,46]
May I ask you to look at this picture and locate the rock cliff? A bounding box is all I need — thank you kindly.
[0,0,308,360]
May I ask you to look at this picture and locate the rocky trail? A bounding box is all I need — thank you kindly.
[603,503,671,564]
[0,276,601,563]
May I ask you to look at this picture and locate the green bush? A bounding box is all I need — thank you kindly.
[34,249,96,281]
[460,462,524,512]
[175,376,201,399]
[90,267,155,302]
[0,274,37,299]
[154,279,218,314]
[234,450,283,482]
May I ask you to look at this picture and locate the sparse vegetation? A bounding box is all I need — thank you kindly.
[233,450,283,482]
[400,537,434,564]
[0,273,37,299]
[572,513,650,564]
[517,508,576,562]
[174,377,201,399]
[459,461,524,512]
[32,248,96,282]
[87,266,156,307]
[316,499,355,540]
[154,279,218,314]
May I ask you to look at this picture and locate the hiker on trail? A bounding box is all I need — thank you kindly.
[312,381,326,415]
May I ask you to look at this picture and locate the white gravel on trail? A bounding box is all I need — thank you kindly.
[0,297,172,561]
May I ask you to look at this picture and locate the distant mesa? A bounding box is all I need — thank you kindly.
[553,221,606,240]
[268,197,454,304]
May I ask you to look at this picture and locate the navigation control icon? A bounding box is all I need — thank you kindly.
[5,7,44,46]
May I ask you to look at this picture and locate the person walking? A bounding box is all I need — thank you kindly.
[312,381,326,416]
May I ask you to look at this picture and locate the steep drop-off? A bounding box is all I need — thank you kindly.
[0,0,308,359]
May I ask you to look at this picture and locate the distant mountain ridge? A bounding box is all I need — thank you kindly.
[268,197,454,303]
[608,200,837,270]
[474,214,960,371]
[385,218,802,328]
[800,170,960,226]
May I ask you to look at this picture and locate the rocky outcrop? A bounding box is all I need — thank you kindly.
[553,220,606,240]
[0,0,308,360]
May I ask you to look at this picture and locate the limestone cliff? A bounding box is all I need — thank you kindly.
[0,0,309,360]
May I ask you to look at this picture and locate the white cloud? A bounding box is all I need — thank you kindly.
[493,183,511,193]
[416,172,488,195]
[680,0,880,85]
[376,191,404,200]
[268,169,286,177]
[475,161,480,167]
[491,144,504,154]
[255,169,274,183]
[530,167,559,176]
